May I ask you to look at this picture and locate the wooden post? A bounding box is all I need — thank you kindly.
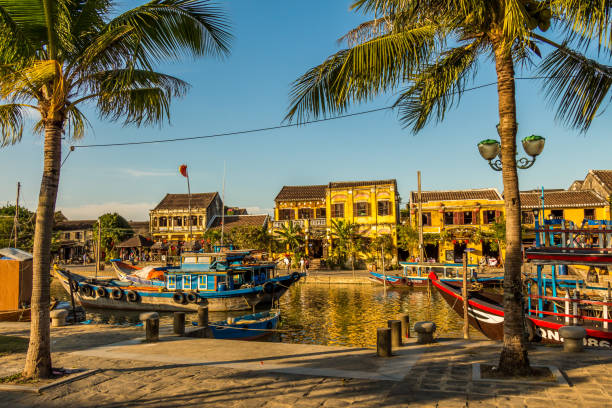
[572,291,578,325]
[603,296,609,330]
[140,312,160,342]
[399,313,410,339]
[13,182,20,248]
[198,306,209,328]
[173,312,186,335]
[382,244,387,294]
[388,319,402,347]
[462,252,469,339]
[96,220,101,279]
[417,171,424,263]
[564,292,570,325]
[376,327,392,357]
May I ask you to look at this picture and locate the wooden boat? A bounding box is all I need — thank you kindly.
[208,310,280,340]
[369,262,504,287]
[0,308,31,322]
[430,271,612,348]
[55,266,301,312]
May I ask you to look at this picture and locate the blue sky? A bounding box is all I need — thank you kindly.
[0,1,610,220]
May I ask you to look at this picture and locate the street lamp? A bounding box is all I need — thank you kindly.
[477,124,545,171]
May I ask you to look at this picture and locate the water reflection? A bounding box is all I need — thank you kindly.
[50,278,483,347]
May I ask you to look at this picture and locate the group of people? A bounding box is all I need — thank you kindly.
[280,254,310,272]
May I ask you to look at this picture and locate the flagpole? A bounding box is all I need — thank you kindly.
[187,170,192,242]
[220,161,226,246]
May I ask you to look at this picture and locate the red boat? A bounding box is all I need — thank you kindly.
[430,271,612,348]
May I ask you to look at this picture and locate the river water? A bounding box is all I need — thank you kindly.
[50,279,484,348]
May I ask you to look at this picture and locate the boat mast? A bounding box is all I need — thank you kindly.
[220,161,226,246]
[417,171,424,263]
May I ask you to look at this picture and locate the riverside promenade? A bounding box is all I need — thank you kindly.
[1,322,611,407]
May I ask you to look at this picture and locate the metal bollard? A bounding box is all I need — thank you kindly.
[173,312,186,335]
[376,327,392,357]
[388,319,402,347]
[559,326,586,352]
[139,312,160,342]
[399,313,410,339]
[414,321,437,344]
[50,309,69,327]
[198,306,209,328]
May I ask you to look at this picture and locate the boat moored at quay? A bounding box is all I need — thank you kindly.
[369,262,504,287]
[55,249,302,312]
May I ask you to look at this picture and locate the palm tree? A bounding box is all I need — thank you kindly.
[0,0,231,379]
[330,219,363,275]
[286,0,610,375]
[274,222,305,260]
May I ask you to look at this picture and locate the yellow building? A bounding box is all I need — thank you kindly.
[409,188,505,264]
[520,189,609,238]
[149,192,223,242]
[272,180,400,259]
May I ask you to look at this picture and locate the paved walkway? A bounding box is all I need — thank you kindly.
[1,322,611,407]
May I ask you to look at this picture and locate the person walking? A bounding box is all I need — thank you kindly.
[299,257,305,272]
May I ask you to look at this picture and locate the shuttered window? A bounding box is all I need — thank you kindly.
[278,209,294,220]
[377,201,391,216]
[331,203,344,218]
[316,207,326,218]
[298,208,314,219]
[354,202,370,217]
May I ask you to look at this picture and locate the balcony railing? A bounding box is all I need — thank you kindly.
[310,218,326,227]
[272,218,327,230]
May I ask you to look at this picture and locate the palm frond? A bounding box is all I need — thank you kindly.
[537,41,612,131]
[79,68,189,98]
[286,25,437,123]
[65,104,90,140]
[0,103,25,146]
[96,87,174,127]
[395,40,481,132]
[551,0,612,53]
[0,60,58,101]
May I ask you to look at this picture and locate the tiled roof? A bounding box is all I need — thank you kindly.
[591,170,612,193]
[153,193,218,210]
[275,185,326,202]
[116,234,153,248]
[129,221,149,230]
[329,179,397,189]
[520,190,606,209]
[410,189,502,204]
[209,215,268,230]
[54,220,96,231]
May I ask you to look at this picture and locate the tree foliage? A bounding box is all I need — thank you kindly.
[0,205,35,250]
[273,222,305,259]
[225,225,271,251]
[93,213,133,261]
[330,219,365,269]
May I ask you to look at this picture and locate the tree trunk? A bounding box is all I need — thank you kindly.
[493,40,530,375]
[23,119,63,379]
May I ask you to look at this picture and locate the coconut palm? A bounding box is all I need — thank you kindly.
[0,0,231,379]
[330,219,364,275]
[274,222,305,259]
[286,0,610,375]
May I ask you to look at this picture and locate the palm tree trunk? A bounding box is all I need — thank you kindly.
[23,119,63,379]
[493,40,530,375]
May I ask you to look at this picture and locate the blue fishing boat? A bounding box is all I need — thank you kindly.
[207,310,280,340]
[56,250,302,312]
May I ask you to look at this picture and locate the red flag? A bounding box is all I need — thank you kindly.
[179,164,188,178]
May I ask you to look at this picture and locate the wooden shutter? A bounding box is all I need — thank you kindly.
[495,210,501,221]
[453,212,459,225]
[472,210,479,225]
[482,211,488,224]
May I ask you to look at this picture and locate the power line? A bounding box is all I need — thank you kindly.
[59,75,569,161]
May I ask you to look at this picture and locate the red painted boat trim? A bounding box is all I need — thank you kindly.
[429,273,504,316]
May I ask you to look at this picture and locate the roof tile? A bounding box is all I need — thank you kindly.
[209,215,268,230]
[410,189,502,204]
[520,190,606,208]
[275,185,326,202]
[153,193,218,210]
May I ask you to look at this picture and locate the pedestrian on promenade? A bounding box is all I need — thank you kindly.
[283,254,290,272]
[299,257,305,272]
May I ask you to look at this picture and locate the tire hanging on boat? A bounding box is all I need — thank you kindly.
[111,288,124,300]
[95,287,107,298]
[80,284,93,297]
[173,292,186,304]
[126,290,140,303]
[185,292,198,303]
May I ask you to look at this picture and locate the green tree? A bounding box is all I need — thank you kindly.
[203,228,222,251]
[371,233,394,267]
[274,222,305,262]
[226,225,271,251]
[396,224,418,253]
[330,219,364,274]
[93,213,133,261]
[286,0,610,375]
[0,0,231,379]
[0,205,35,251]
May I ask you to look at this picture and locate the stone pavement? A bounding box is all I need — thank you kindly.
[1,322,611,407]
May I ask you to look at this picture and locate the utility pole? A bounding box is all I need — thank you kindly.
[417,171,424,264]
[95,220,101,279]
[462,252,470,339]
[13,182,20,248]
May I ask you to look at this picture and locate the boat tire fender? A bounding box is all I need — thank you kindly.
[291,272,301,282]
[95,287,107,298]
[80,284,93,297]
[126,290,140,303]
[263,282,275,294]
[186,292,198,303]
[173,292,186,304]
[111,288,124,300]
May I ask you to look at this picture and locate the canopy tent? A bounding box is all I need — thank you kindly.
[116,235,153,249]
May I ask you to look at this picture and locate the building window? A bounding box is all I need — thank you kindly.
[377,201,391,216]
[174,216,183,226]
[463,212,473,225]
[75,232,81,240]
[522,211,535,224]
[354,202,370,217]
[298,208,313,219]
[278,209,294,220]
[159,217,168,227]
[331,203,344,218]
[444,212,454,225]
[316,207,326,219]
[550,209,564,220]
[483,210,496,224]
[64,232,70,239]
[421,212,432,226]
[584,208,595,220]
